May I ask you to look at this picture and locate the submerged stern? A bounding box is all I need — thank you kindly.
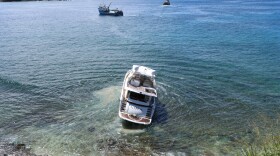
[119,101,153,125]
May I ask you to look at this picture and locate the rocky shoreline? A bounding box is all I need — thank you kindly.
[0,0,68,2]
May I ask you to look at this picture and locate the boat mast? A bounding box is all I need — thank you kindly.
[108,2,112,8]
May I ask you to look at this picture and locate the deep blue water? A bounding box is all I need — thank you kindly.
[0,0,280,155]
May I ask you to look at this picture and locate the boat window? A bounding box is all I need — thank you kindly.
[150,97,154,104]
[129,91,149,102]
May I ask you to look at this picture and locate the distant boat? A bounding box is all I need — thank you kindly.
[119,65,157,125]
[163,0,170,5]
[98,2,123,16]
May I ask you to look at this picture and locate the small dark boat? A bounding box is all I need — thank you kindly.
[98,3,123,16]
[163,0,170,5]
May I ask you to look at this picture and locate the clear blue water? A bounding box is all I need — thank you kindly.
[0,0,280,155]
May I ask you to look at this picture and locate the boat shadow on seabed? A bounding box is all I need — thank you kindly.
[121,99,168,130]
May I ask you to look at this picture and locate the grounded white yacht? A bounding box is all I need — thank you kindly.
[119,65,157,125]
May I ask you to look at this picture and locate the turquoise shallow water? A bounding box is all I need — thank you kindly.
[0,0,280,155]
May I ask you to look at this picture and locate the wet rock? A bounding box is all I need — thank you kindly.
[96,138,154,155]
[88,127,95,132]
[0,143,38,156]
[246,129,253,134]
[229,134,242,142]
[97,138,117,150]
[97,137,130,152]
[15,143,26,150]
[204,150,215,156]
[107,138,117,147]
[97,139,103,144]
[96,139,105,150]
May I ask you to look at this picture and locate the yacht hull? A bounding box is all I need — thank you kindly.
[99,11,123,16]
[119,66,157,125]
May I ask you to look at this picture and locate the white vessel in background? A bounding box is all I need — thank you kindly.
[119,65,157,125]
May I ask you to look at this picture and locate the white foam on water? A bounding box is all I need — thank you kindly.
[120,128,146,134]
[93,85,121,106]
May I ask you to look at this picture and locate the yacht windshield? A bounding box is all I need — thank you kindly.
[129,91,149,102]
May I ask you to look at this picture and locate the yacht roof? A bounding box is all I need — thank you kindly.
[132,65,155,78]
[124,65,157,97]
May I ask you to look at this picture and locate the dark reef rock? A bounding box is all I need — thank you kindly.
[88,127,96,132]
[15,143,26,150]
[0,143,40,156]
